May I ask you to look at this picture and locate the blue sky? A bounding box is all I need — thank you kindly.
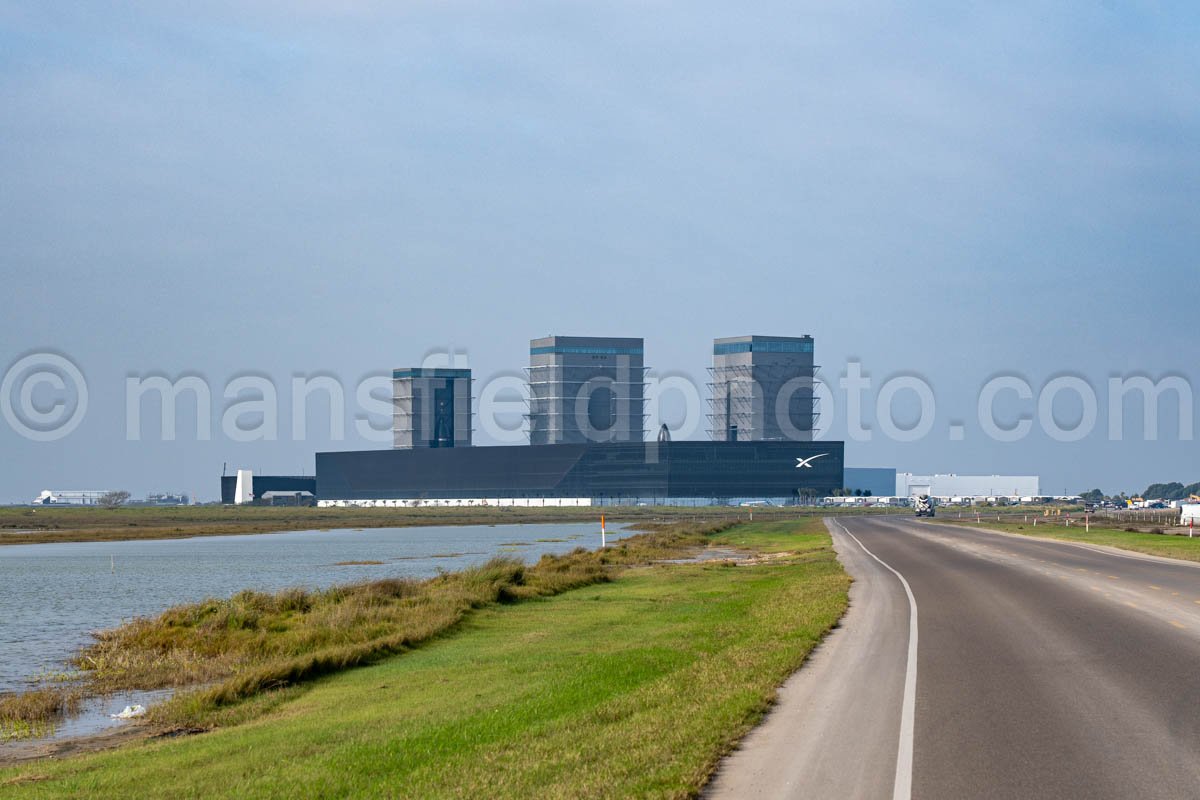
[1,2,1197,501]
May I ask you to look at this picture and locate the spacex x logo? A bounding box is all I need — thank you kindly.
[795,454,829,469]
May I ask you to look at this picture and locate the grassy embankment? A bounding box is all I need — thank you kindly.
[940,518,1200,563]
[0,523,713,739]
[0,504,887,546]
[0,518,849,798]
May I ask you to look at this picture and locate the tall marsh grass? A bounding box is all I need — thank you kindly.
[0,687,82,741]
[4,524,733,734]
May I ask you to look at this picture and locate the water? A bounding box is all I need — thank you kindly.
[55,689,175,739]
[0,521,629,695]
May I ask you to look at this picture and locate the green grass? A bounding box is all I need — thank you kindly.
[709,518,833,553]
[942,519,1200,563]
[0,519,849,798]
[3,525,714,739]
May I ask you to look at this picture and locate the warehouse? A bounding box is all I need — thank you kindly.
[316,440,843,505]
[896,473,1041,501]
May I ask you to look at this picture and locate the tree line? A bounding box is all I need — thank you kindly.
[1080,482,1200,504]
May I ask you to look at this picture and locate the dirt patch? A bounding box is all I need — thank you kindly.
[736,551,797,566]
[0,723,152,767]
[657,546,748,565]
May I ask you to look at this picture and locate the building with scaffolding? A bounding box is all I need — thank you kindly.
[392,368,473,449]
[226,331,846,505]
[709,335,818,442]
[526,336,646,445]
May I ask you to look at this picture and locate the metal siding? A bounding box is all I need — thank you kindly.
[220,475,316,504]
[315,441,843,500]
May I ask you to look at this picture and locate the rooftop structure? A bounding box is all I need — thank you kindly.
[392,368,472,449]
[709,335,817,442]
[526,336,646,445]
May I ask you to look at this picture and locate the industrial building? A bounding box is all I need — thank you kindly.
[31,489,113,506]
[219,472,317,505]
[392,368,472,449]
[895,473,1041,501]
[317,440,843,506]
[224,332,844,505]
[709,335,817,442]
[843,467,898,497]
[526,336,646,445]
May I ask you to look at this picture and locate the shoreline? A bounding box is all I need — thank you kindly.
[0,505,876,547]
[0,522,712,748]
[0,519,849,796]
[0,518,850,797]
[0,722,153,768]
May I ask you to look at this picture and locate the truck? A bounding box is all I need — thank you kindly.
[913,494,935,518]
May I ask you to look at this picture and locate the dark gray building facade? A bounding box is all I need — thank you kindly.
[526,336,646,445]
[709,335,817,442]
[317,440,843,503]
[220,475,316,505]
[392,368,472,449]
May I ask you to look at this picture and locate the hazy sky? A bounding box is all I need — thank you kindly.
[2,2,1197,502]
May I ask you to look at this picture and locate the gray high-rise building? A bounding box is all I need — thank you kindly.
[526,336,646,445]
[708,335,817,442]
[392,368,472,449]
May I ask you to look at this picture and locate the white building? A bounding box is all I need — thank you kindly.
[896,474,1040,501]
[32,490,113,506]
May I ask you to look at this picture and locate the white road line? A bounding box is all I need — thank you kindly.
[838,521,918,800]
[920,519,1200,570]
[1056,540,1200,568]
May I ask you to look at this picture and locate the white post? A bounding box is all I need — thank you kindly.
[601,515,606,548]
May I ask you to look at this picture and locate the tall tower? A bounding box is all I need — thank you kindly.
[526,336,646,445]
[392,368,472,449]
[708,335,817,442]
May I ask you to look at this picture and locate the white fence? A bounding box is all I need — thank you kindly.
[317,497,593,509]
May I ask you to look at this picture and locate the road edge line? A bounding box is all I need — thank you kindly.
[925,520,1200,569]
[837,521,917,800]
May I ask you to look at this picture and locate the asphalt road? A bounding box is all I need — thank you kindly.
[707,515,1200,800]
